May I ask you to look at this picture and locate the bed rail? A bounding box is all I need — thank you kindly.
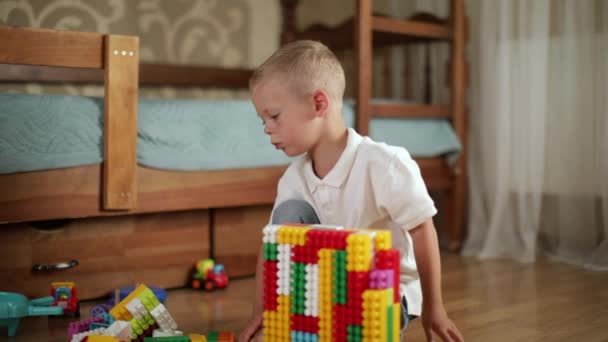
[0,25,138,211]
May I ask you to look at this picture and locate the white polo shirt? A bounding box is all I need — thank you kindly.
[271,127,437,316]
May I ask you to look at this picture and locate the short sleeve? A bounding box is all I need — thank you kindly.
[375,150,437,232]
[269,163,306,224]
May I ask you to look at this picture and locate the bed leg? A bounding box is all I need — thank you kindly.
[445,166,466,252]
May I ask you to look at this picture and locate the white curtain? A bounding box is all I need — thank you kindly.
[463,0,608,270]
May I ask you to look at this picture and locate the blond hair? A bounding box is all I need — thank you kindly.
[250,40,345,107]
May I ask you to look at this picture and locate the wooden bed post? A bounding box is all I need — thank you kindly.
[103,35,139,210]
[280,0,299,45]
[355,0,372,136]
[447,0,467,251]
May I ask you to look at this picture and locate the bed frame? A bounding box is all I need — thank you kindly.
[0,26,285,223]
[0,0,467,250]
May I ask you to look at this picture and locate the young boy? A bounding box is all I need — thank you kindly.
[239,40,463,342]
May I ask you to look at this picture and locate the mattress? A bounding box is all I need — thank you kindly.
[0,93,461,174]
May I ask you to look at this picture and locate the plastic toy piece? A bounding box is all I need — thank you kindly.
[276,244,291,296]
[277,225,310,246]
[304,263,319,317]
[150,303,178,332]
[332,251,347,305]
[189,333,208,342]
[369,269,395,290]
[51,282,80,317]
[67,316,104,340]
[153,328,183,337]
[86,336,120,342]
[70,327,105,342]
[190,259,229,291]
[103,320,132,341]
[143,336,189,342]
[347,325,363,342]
[0,292,63,337]
[115,285,167,304]
[90,304,113,318]
[205,331,236,342]
[361,289,389,342]
[372,230,392,251]
[318,249,333,342]
[346,233,373,272]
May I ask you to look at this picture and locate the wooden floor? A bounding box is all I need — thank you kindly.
[6,254,608,342]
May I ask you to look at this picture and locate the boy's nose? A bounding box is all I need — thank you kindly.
[264,125,272,135]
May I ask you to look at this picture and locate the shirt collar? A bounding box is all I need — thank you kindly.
[304,128,363,192]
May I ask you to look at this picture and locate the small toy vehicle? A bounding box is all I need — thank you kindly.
[190,259,229,291]
[51,282,80,317]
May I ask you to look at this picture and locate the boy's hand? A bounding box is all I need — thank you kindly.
[238,313,263,342]
[421,303,463,342]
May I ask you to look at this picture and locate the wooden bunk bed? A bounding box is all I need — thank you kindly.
[281,0,468,251]
[0,0,467,250]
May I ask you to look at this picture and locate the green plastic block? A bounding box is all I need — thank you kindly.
[264,243,278,261]
[144,336,189,342]
[207,331,219,342]
[291,263,306,314]
[387,305,394,342]
[332,251,347,304]
[347,325,362,342]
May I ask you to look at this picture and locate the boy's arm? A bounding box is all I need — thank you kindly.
[410,219,463,342]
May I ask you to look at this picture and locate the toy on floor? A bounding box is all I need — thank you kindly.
[262,224,401,342]
[90,285,167,318]
[0,291,63,337]
[70,284,236,342]
[51,281,80,317]
[143,331,236,341]
[189,259,229,291]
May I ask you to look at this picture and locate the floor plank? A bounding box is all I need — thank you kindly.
[5,254,608,341]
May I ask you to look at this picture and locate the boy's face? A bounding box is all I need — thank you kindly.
[251,76,322,157]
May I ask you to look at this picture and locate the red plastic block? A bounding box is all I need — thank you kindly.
[307,229,352,250]
[263,261,279,310]
[291,314,319,334]
[332,305,348,342]
[291,245,319,264]
[345,271,369,325]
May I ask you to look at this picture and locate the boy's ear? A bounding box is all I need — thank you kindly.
[312,90,329,117]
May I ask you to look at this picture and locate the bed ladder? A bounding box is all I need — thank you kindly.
[354,0,468,251]
[0,26,139,211]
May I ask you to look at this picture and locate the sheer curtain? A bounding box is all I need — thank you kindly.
[463,0,608,270]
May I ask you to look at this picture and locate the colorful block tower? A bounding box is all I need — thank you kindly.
[262,224,401,342]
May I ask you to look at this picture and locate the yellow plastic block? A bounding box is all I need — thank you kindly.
[51,281,75,289]
[109,284,148,320]
[346,233,372,271]
[86,337,120,342]
[277,225,310,246]
[189,333,208,342]
[373,230,392,251]
[318,249,334,342]
[392,303,400,342]
[362,289,389,342]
